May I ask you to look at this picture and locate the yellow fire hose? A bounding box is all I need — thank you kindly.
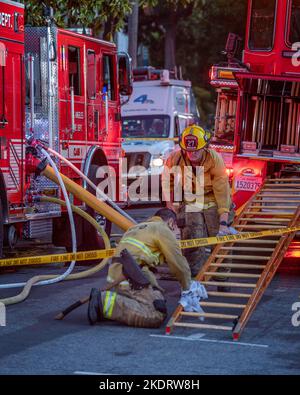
[41,164,135,231]
[0,197,111,306]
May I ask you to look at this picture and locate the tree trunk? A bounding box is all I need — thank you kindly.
[164,13,176,71]
[103,17,116,41]
[128,1,139,68]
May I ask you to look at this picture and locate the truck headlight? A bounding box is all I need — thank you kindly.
[152,157,164,167]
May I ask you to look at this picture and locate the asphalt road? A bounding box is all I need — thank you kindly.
[0,206,299,375]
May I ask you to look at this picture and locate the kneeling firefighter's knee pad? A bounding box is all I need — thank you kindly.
[153,299,167,315]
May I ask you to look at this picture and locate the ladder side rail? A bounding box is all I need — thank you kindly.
[232,206,300,340]
[165,181,269,334]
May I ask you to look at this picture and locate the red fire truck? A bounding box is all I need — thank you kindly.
[210,0,300,208]
[0,0,132,256]
[209,0,300,265]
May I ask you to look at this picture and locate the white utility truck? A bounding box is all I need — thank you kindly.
[121,67,200,202]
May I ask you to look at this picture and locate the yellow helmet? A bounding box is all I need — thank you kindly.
[180,125,211,151]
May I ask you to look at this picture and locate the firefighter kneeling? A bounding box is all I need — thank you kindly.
[87,209,194,328]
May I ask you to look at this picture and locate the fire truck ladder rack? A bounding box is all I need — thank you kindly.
[166,178,300,340]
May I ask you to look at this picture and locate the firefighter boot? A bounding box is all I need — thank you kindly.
[88,288,103,325]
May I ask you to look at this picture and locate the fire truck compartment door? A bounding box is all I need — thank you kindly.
[60,40,85,141]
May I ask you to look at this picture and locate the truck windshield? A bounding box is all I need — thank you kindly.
[289,0,300,44]
[249,0,276,50]
[122,115,170,138]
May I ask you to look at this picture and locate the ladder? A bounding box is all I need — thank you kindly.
[166,178,300,340]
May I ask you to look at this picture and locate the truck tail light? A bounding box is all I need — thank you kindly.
[226,168,234,177]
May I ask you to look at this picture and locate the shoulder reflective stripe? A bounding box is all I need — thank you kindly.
[103,291,117,318]
[120,237,160,264]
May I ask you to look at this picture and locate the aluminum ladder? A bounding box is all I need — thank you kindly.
[166,178,300,340]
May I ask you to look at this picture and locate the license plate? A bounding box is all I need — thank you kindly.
[234,176,262,192]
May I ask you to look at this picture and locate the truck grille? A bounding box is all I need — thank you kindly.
[23,219,53,240]
[125,152,151,172]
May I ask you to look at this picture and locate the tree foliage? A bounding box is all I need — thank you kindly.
[139,0,203,69]
[22,0,247,121]
[22,0,156,38]
[139,0,247,122]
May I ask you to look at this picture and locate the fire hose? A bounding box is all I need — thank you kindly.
[0,149,77,291]
[38,161,135,231]
[0,146,136,303]
[0,197,111,305]
[47,147,137,225]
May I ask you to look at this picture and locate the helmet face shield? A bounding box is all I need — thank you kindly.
[180,125,211,151]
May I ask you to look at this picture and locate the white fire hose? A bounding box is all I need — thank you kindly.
[0,148,77,290]
[47,147,137,225]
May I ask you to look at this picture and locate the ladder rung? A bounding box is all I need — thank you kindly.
[180,312,238,320]
[207,291,251,298]
[240,217,290,222]
[210,263,265,269]
[262,189,300,192]
[201,281,256,288]
[200,301,246,309]
[257,193,300,197]
[235,225,285,229]
[220,246,274,252]
[215,254,270,260]
[267,178,300,182]
[204,272,260,279]
[232,239,278,244]
[249,205,298,209]
[264,184,300,187]
[253,199,300,203]
[173,322,233,331]
[244,211,293,216]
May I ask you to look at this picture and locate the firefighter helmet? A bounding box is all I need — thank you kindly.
[179,125,211,151]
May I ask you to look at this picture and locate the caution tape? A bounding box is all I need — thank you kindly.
[179,226,300,249]
[0,226,299,267]
[0,249,116,268]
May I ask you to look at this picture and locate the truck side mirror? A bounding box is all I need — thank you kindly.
[174,115,180,138]
[118,52,133,96]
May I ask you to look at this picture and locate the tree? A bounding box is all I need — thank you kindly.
[139,0,247,123]
[22,0,158,40]
[128,1,139,68]
[22,0,133,39]
[140,0,201,70]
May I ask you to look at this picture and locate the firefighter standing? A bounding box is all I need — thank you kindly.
[162,125,235,281]
[87,208,192,328]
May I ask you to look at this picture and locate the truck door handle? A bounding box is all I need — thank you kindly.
[28,55,35,133]
[0,116,8,129]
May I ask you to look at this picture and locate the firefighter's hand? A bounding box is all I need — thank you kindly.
[217,225,239,236]
[217,225,232,236]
